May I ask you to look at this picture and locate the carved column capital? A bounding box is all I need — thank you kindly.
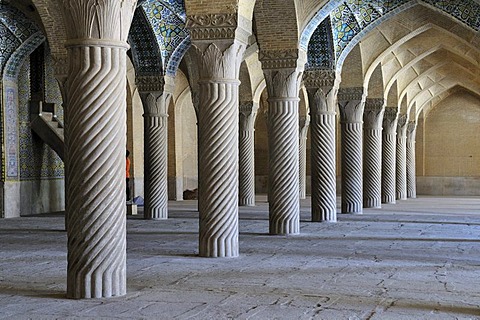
[62,0,136,45]
[189,40,246,82]
[397,114,408,136]
[239,101,258,131]
[299,116,310,140]
[363,98,385,129]
[139,91,170,117]
[407,121,417,141]
[337,87,365,123]
[263,68,303,99]
[383,107,398,134]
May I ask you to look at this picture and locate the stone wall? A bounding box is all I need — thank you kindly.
[417,90,480,195]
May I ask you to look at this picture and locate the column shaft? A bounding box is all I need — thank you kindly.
[239,128,255,206]
[382,109,397,204]
[363,128,382,207]
[144,113,168,219]
[66,45,126,299]
[198,81,239,257]
[338,88,364,214]
[341,121,363,213]
[311,112,336,221]
[396,117,408,200]
[268,99,300,234]
[239,103,257,206]
[299,118,309,200]
[363,100,384,208]
[406,122,417,198]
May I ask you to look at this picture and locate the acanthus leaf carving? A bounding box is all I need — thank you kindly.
[363,98,385,129]
[264,68,302,98]
[192,41,245,81]
[382,107,398,133]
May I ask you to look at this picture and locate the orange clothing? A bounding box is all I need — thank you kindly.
[126,157,131,178]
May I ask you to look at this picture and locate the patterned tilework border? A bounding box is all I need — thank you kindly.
[3,79,18,179]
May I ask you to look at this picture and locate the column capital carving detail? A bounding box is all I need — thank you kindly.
[383,107,398,133]
[337,87,364,102]
[264,68,303,99]
[186,13,250,43]
[62,0,136,43]
[136,75,165,93]
[259,49,307,70]
[397,114,408,135]
[364,98,385,129]
[190,40,245,81]
[139,91,170,117]
[407,121,417,141]
[303,69,336,89]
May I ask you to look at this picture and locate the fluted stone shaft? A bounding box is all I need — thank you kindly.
[239,102,258,206]
[338,88,365,214]
[139,91,171,220]
[188,38,246,258]
[62,0,135,299]
[396,116,408,200]
[268,99,300,234]
[363,99,385,208]
[305,81,337,222]
[382,108,398,204]
[406,121,417,199]
[299,117,310,200]
[263,67,303,235]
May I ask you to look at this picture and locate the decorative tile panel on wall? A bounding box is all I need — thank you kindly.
[3,79,18,179]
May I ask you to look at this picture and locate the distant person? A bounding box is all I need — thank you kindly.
[126,150,131,202]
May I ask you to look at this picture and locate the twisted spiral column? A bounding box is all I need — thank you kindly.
[382,108,398,204]
[189,39,246,257]
[396,116,408,200]
[363,100,384,208]
[143,109,169,219]
[65,44,127,299]
[198,80,239,257]
[406,121,417,199]
[305,83,337,222]
[239,102,257,206]
[311,111,336,221]
[268,99,300,234]
[299,117,309,200]
[338,88,365,214]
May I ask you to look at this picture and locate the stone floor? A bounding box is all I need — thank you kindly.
[1,196,480,319]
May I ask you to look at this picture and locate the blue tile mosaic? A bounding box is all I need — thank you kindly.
[140,0,190,76]
[306,17,335,70]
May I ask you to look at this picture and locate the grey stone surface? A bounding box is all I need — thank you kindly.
[2,196,480,318]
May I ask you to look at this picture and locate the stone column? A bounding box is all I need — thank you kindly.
[299,116,310,199]
[303,70,337,222]
[363,99,385,208]
[406,120,417,199]
[381,108,398,204]
[260,50,305,234]
[239,101,258,206]
[338,87,365,214]
[62,0,135,299]
[137,76,173,220]
[186,14,248,257]
[396,115,408,200]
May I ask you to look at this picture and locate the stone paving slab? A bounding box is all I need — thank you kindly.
[1,196,480,319]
